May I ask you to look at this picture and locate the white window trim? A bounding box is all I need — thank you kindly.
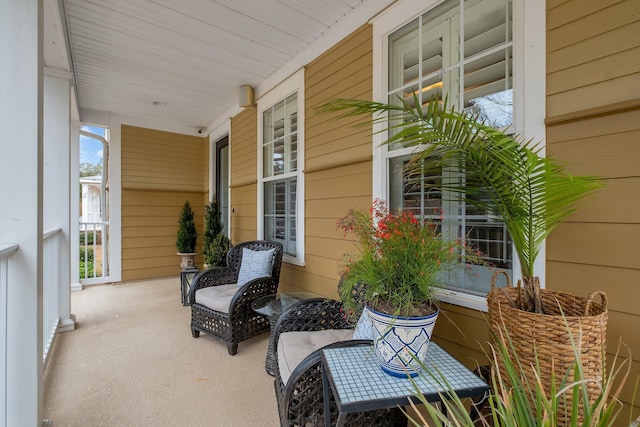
[257,68,305,266]
[372,0,545,311]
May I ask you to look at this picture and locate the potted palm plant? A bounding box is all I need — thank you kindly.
[323,95,605,416]
[338,198,485,377]
[202,197,231,268]
[176,200,198,268]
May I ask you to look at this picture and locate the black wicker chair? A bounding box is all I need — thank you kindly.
[272,298,406,427]
[188,240,283,355]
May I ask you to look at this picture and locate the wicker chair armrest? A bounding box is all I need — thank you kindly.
[228,276,279,319]
[188,267,236,303]
[271,298,351,359]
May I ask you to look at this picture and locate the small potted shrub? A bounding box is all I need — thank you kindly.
[202,197,231,268]
[338,199,485,377]
[176,200,197,268]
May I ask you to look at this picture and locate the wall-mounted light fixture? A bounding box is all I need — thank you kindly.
[239,85,254,108]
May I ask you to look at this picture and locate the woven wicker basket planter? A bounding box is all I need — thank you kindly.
[487,282,607,424]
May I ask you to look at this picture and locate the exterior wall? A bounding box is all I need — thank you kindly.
[229,109,258,244]
[545,0,640,417]
[227,25,375,295]
[121,125,207,280]
[291,24,375,296]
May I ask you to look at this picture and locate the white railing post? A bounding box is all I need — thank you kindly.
[0,244,19,427]
[42,229,62,368]
[79,221,110,285]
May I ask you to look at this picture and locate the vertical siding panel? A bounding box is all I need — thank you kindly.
[121,125,207,280]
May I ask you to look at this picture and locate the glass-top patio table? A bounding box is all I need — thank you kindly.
[252,292,320,376]
[321,342,489,426]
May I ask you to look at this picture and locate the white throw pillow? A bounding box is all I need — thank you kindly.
[236,247,276,286]
[352,307,373,340]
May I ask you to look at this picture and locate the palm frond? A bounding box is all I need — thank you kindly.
[322,96,603,310]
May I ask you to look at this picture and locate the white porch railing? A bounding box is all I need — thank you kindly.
[79,221,109,284]
[43,228,62,368]
[0,242,19,427]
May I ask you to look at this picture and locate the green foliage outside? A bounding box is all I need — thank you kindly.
[203,197,231,267]
[79,247,94,279]
[79,161,102,177]
[176,200,197,253]
[79,231,101,246]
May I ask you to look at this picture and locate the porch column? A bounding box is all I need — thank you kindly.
[70,122,83,292]
[0,0,44,425]
[43,68,76,331]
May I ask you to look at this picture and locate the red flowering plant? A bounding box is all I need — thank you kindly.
[338,199,486,318]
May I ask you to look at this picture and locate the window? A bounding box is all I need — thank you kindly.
[374,0,544,310]
[258,70,305,265]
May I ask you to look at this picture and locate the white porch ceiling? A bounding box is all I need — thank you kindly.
[48,0,389,134]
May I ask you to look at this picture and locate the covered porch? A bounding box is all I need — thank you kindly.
[2,0,639,425]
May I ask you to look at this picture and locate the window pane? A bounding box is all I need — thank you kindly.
[463,0,513,128]
[388,155,513,295]
[264,178,297,257]
[263,93,298,178]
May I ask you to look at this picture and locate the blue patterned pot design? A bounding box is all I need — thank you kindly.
[366,305,439,377]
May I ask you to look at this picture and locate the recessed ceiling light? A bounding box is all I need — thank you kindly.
[152,101,167,106]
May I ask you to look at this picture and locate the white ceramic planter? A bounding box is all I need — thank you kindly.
[367,305,439,377]
[177,252,197,269]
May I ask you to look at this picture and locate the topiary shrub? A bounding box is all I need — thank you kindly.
[203,197,231,267]
[176,200,197,253]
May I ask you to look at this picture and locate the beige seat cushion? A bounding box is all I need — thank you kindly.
[194,284,239,313]
[277,329,355,386]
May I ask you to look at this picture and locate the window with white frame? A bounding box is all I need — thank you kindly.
[377,0,523,306]
[258,70,305,264]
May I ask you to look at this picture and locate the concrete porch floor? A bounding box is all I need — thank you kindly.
[43,277,279,426]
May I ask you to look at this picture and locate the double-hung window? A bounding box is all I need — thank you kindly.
[374,0,544,309]
[258,70,305,265]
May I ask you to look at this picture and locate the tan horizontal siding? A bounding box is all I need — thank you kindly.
[230,108,257,188]
[121,125,207,281]
[547,22,640,74]
[434,303,491,369]
[548,47,640,96]
[228,181,257,244]
[121,125,206,191]
[547,124,640,179]
[121,188,204,281]
[547,74,640,119]
[547,222,640,270]
[559,178,640,224]
[547,0,635,50]
[546,0,640,413]
[546,0,640,120]
[229,107,258,245]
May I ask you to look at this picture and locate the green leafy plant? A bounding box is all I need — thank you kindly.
[203,197,231,267]
[323,96,602,314]
[338,198,485,317]
[176,200,197,253]
[79,248,94,278]
[403,328,636,427]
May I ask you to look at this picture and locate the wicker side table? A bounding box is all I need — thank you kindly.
[252,292,319,376]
